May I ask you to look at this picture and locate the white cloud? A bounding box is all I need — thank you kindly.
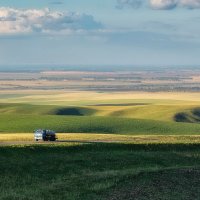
[116,0,200,9]
[180,0,200,8]
[150,0,178,9]
[0,7,102,34]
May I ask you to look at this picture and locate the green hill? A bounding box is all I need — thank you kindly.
[1,103,200,134]
[1,114,200,135]
[0,103,96,116]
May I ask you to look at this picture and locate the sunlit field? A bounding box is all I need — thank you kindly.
[0,91,200,199]
[1,92,200,134]
[1,133,200,144]
[1,91,200,106]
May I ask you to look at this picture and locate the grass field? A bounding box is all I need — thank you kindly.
[2,114,200,134]
[1,94,200,134]
[0,142,199,200]
[0,102,199,121]
[1,133,200,144]
[0,91,200,199]
[1,91,200,105]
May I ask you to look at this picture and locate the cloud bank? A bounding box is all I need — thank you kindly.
[150,0,178,9]
[0,7,102,34]
[116,0,200,9]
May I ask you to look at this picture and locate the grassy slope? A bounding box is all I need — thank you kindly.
[0,103,200,122]
[0,143,199,200]
[0,103,96,116]
[1,91,200,134]
[106,104,197,121]
[1,114,200,134]
[1,102,200,134]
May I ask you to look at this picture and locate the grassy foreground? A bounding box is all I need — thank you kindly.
[0,142,199,200]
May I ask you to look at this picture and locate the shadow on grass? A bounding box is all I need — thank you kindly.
[2,142,199,152]
[0,142,199,200]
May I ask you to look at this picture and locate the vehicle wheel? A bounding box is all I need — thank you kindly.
[50,137,55,141]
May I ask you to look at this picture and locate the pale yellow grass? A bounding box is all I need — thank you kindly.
[1,91,200,106]
[1,133,200,144]
[0,133,33,141]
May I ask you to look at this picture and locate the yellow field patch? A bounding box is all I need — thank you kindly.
[1,133,200,144]
[1,91,200,105]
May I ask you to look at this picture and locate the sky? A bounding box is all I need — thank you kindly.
[0,0,200,66]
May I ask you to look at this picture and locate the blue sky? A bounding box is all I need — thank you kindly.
[0,0,200,66]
